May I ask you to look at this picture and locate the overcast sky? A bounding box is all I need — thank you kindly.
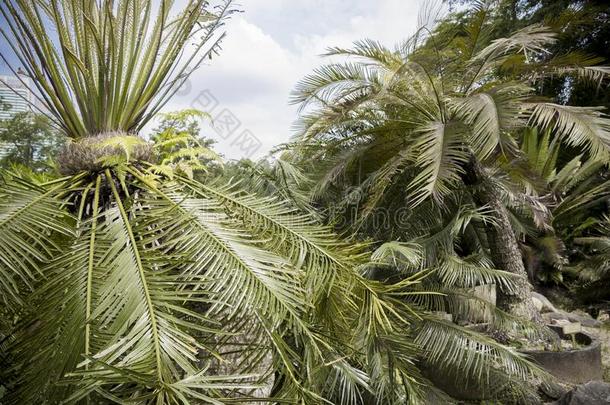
[164,0,443,160]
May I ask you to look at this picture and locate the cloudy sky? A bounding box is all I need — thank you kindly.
[164,0,444,160]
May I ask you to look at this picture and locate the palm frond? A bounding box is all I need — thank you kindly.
[528,103,610,160]
[291,62,381,111]
[554,65,610,85]
[415,317,546,400]
[0,173,72,306]
[4,169,269,403]
[474,24,556,63]
[371,242,424,271]
[324,39,403,68]
[451,83,530,159]
[177,176,367,298]
[407,121,469,207]
[436,254,520,292]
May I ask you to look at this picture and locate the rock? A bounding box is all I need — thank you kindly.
[543,311,570,324]
[533,292,559,313]
[542,310,601,328]
[568,310,602,328]
[540,380,569,400]
[550,318,582,335]
[560,322,582,335]
[554,381,610,405]
[533,295,544,311]
[598,311,609,322]
[552,318,571,326]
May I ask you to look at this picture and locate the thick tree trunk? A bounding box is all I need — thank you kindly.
[464,156,542,322]
[477,182,542,322]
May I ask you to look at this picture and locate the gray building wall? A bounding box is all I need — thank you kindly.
[0,75,34,120]
[0,75,37,159]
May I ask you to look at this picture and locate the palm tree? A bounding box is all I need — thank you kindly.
[289,2,610,321]
[0,1,552,404]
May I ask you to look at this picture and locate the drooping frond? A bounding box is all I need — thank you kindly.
[3,204,92,403]
[371,241,424,271]
[554,65,610,86]
[435,254,520,292]
[177,176,367,297]
[124,168,377,402]
[473,24,556,63]
[352,275,431,404]
[415,317,545,402]
[451,83,530,159]
[138,183,309,396]
[528,103,610,160]
[408,121,469,207]
[4,168,279,404]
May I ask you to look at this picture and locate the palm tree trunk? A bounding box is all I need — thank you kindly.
[477,181,542,322]
[464,156,542,322]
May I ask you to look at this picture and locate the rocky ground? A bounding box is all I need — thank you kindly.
[585,324,610,381]
[532,292,610,404]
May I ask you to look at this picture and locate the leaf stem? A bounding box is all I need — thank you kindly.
[85,175,101,364]
[105,168,164,383]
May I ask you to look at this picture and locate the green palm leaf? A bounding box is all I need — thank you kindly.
[0,173,72,306]
[529,103,610,160]
[408,121,469,207]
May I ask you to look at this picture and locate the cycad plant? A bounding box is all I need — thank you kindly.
[289,2,610,320]
[507,127,610,283]
[0,0,371,402]
[191,155,552,403]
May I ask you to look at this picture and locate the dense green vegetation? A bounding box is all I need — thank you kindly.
[0,112,64,169]
[0,0,609,404]
[282,0,610,316]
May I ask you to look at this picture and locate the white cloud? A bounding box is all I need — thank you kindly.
[158,0,442,160]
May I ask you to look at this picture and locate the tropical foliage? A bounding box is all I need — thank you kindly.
[446,0,610,111]
[508,127,610,284]
[285,1,610,320]
[150,109,221,179]
[0,112,65,170]
[3,0,610,403]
